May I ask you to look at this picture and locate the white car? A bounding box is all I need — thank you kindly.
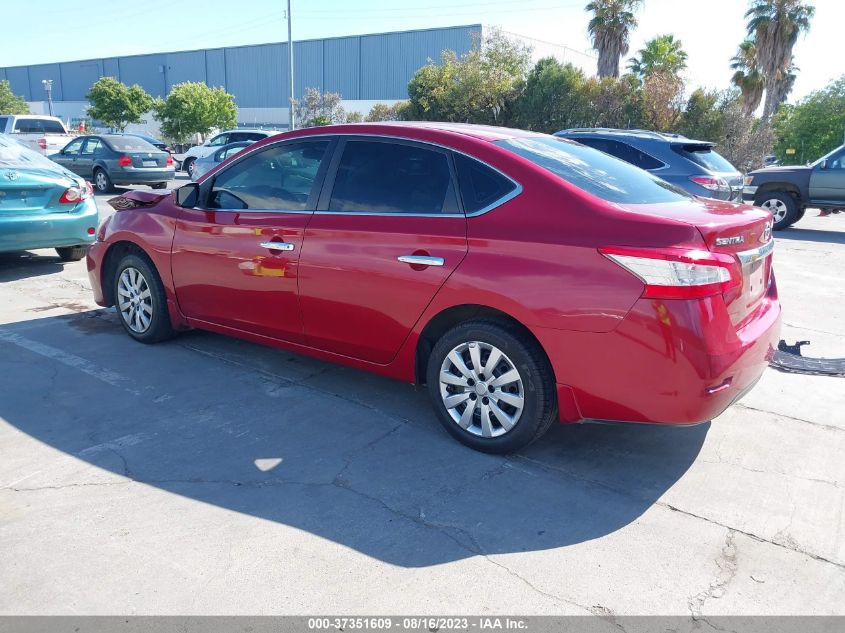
[0,115,76,155]
[181,129,275,176]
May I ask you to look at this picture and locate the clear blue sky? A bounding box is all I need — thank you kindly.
[3,0,843,102]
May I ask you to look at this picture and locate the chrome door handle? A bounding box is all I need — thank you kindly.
[260,241,295,252]
[397,255,444,267]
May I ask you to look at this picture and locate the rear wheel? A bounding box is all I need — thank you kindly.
[93,168,113,193]
[151,182,168,189]
[113,254,175,344]
[756,191,799,230]
[426,320,557,454]
[56,245,88,261]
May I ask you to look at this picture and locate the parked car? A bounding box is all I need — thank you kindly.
[87,123,780,453]
[555,128,744,202]
[190,140,255,181]
[181,129,275,176]
[0,133,97,260]
[743,144,845,230]
[0,114,75,156]
[51,134,175,193]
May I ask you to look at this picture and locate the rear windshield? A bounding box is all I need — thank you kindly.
[13,118,66,134]
[105,136,158,151]
[673,144,737,172]
[495,137,691,204]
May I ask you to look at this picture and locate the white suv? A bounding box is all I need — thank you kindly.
[181,129,276,175]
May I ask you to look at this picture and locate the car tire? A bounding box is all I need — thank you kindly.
[183,158,195,176]
[755,191,799,230]
[56,245,88,262]
[93,168,114,194]
[426,319,557,454]
[113,253,175,344]
[151,182,167,189]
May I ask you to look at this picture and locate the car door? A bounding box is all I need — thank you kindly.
[52,137,84,173]
[76,137,102,179]
[171,138,335,343]
[809,147,845,204]
[297,136,468,364]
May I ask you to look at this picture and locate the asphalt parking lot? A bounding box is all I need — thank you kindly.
[1,182,843,616]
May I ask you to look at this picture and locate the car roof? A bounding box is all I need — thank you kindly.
[279,122,545,143]
[556,128,713,146]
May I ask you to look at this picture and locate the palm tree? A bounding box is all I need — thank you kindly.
[745,0,815,119]
[586,0,642,78]
[627,34,688,79]
[731,39,765,115]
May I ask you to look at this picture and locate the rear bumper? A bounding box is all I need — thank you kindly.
[538,288,781,425]
[743,185,758,202]
[0,198,98,253]
[111,168,175,185]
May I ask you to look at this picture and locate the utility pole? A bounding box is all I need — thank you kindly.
[41,79,53,116]
[287,0,295,131]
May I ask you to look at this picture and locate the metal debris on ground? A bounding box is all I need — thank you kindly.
[769,340,845,377]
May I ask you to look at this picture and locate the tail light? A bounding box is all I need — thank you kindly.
[37,138,48,150]
[166,155,174,166]
[600,247,741,300]
[689,176,731,193]
[59,181,94,204]
[117,155,133,167]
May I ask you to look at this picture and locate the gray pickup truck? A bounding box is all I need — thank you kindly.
[744,144,845,229]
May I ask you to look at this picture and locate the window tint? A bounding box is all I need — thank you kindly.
[105,136,157,151]
[496,137,691,204]
[209,140,329,210]
[0,116,9,131]
[62,138,84,155]
[577,138,665,170]
[80,138,101,156]
[453,153,516,213]
[243,132,269,141]
[673,144,736,172]
[13,118,65,134]
[207,134,228,147]
[329,140,459,214]
[40,119,66,134]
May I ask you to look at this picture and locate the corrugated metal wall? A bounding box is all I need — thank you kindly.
[1,24,480,108]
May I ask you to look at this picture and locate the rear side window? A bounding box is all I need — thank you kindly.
[453,153,517,213]
[496,137,691,204]
[328,140,459,214]
[673,144,736,172]
[576,138,665,171]
[105,136,157,151]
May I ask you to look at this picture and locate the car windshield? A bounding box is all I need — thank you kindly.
[495,136,692,204]
[0,133,66,172]
[673,144,737,172]
[105,136,158,151]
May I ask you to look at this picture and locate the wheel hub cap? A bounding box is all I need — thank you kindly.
[117,267,153,334]
[439,341,525,438]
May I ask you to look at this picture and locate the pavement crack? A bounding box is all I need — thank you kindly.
[687,530,738,619]
[735,404,843,433]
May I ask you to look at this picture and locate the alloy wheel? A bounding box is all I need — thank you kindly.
[760,198,788,223]
[117,267,153,333]
[95,171,108,191]
[438,341,525,438]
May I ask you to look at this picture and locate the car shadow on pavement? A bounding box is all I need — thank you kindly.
[776,227,845,245]
[0,251,68,282]
[0,309,709,568]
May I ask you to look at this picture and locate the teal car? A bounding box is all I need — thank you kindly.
[0,134,98,261]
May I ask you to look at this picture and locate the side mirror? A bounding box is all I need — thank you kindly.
[175,182,199,208]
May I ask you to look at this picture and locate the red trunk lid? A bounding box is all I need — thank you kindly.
[624,198,774,325]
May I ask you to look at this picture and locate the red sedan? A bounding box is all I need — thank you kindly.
[87,123,780,453]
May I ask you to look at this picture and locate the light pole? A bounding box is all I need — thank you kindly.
[287,0,295,131]
[41,79,53,116]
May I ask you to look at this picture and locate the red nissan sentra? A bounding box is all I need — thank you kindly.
[87,123,780,453]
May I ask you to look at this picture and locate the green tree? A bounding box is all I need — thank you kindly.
[86,77,153,131]
[585,0,642,78]
[628,34,688,79]
[153,82,237,143]
[773,76,845,164]
[745,0,815,119]
[0,80,29,115]
[678,88,726,141]
[731,40,765,115]
[638,71,685,131]
[365,102,408,122]
[406,29,531,125]
[291,88,347,127]
[515,58,591,132]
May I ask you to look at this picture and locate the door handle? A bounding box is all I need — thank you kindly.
[260,241,295,252]
[397,255,444,267]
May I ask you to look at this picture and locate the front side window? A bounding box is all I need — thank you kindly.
[207,134,229,147]
[62,137,85,155]
[328,140,459,214]
[496,136,691,205]
[0,116,9,131]
[208,140,330,210]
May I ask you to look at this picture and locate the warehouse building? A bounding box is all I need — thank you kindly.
[0,24,485,133]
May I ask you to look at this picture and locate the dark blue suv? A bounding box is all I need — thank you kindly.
[554,128,743,202]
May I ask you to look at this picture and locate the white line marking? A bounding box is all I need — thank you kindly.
[0,331,141,396]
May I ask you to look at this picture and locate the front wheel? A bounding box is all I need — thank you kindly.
[426,320,557,454]
[113,254,175,344]
[756,191,799,230]
[183,158,195,176]
[56,245,88,261]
